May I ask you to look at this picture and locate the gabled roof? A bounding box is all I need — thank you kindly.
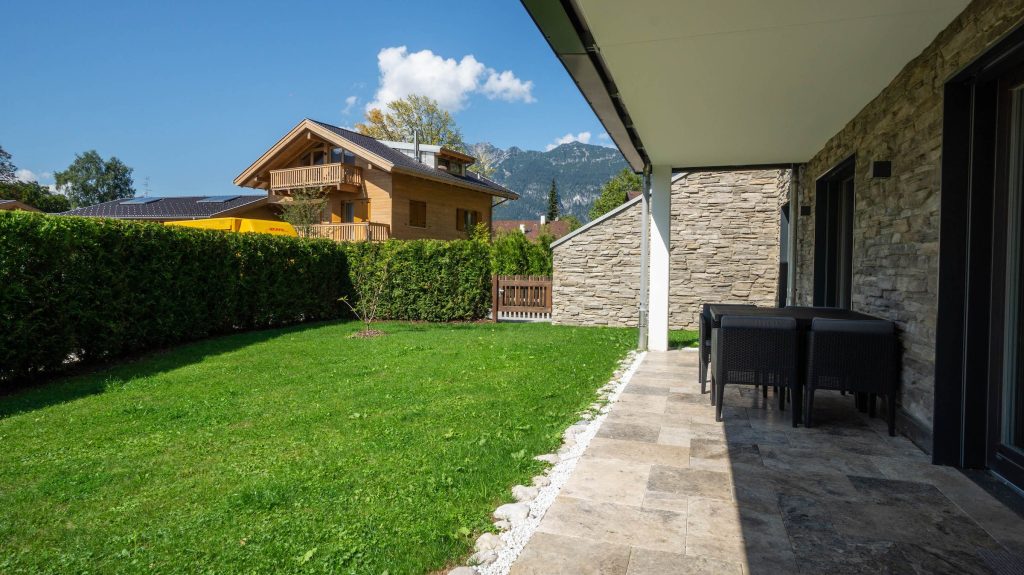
[0,199,42,212]
[234,119,518,199]
[62,195,269,220]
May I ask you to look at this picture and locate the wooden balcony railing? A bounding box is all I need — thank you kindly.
[298,222,390,242]
[270,163,363,190]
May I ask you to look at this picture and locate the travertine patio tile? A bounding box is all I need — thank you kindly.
[689,438,762,471]
[605,408,686,428]
[510,532,630,575]
[665,392,710,406]
[512,350,1024,574]
[629,374,684,388]
[586,437,689,468]
[625,547,742,574]
[615,393,668,414]
[538,496,687,553]
[657,423,725,447]
[686,497,787,541]
[597,421,660,443]
[644,466,735,508]
[757,444,886,477]
[562,457,652,506]
[621,383,672,396]
[685,533,797,575]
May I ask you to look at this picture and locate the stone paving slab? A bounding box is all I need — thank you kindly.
[511,350,1024,574]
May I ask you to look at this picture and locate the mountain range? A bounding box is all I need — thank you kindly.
[471,141,628,222]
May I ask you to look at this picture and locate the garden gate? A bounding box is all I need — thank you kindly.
[492,275,552,321]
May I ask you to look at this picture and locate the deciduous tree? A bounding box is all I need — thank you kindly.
[0,146,15,183]
[0,181,70,212]
[279,187,330,233]
[589,167,641,220]
[355,95,466,151]
[54,150,134,208]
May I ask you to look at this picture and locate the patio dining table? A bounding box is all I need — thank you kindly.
[707,305,888,425]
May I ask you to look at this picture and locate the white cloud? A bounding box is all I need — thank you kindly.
[545,131,592,151]
[342,95,358,115]
[367,46,534,112]
[15,169,51,183]
[595,132,616,148]
[480,70,535,103]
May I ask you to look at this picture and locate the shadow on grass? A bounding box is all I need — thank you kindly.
[0,320,357,420]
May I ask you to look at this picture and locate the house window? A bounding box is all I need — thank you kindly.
[456,208,481,231]
[330,148,357,165]
[344,201,355,223]
[409,200,427,228]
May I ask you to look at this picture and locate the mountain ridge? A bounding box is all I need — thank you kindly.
[471,141,628,221]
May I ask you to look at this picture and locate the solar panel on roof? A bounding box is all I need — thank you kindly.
[120,197,161,205]
[197,195,240,203]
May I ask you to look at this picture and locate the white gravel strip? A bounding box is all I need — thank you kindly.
[474,350,647,575]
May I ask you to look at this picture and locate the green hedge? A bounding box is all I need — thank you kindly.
[490,230,553,276]
[346,239,492,321]
[0,213,536,384]
[0,212,352,383]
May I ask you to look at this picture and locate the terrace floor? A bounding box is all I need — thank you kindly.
[510,350,1024,574]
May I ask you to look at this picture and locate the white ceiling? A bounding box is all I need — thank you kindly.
[573,0,969,169]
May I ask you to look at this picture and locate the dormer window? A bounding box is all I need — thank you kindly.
[438,158,465,176]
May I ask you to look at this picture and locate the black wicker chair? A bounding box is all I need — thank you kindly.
[805,318,899,436]
[699,303,758,395]
[710,315,798,424]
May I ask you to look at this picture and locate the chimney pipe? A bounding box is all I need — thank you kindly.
[413,129,420,162]
[540,215,546,226]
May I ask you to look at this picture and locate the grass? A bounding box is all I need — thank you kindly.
[669,329,699,349]
[0,321,633,574]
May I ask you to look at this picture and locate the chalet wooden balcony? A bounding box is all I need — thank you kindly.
[269,163,362,191]
[298,222,390,242]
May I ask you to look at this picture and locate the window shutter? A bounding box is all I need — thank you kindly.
[409,200,427,228]
[456,208,466,231]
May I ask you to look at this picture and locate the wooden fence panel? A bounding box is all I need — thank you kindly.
[492,275,552,322]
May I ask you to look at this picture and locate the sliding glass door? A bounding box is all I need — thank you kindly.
[994,72,1024,487]
[814,158,855,309]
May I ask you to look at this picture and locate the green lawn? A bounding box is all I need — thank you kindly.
[669,329,699,348]
[0,322,633,574]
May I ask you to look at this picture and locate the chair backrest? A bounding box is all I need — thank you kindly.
[811,318,894,334]
[721,315,796,330]
[702,302,758,319]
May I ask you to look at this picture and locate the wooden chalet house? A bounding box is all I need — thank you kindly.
[234,119,518,241]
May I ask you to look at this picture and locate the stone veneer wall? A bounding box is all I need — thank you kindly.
[552,169,789,330]
[552,198,642,327]
[792,0,1024,432]
[670,170,789,329]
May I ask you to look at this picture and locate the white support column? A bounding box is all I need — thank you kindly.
[648,164,672,351]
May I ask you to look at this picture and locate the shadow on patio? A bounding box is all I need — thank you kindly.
[511,350,1024,574]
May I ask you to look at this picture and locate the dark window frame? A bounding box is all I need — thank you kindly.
[936,20,1024,490]
[409,200,427,228]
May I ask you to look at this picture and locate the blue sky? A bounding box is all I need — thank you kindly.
[0,0,611,197]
